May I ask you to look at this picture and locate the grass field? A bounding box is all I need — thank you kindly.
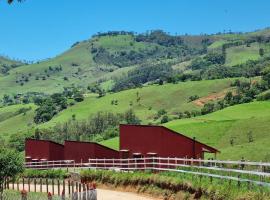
[225,42,270,66]
[165,101,270,161]
[101,101,270,161]
[39,79,233,128]
[0,104,37,139]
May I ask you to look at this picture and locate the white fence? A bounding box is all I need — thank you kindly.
[25,157,270,187]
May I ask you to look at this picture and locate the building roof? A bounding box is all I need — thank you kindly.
[120,124,219,153]
[26,138,64,147]
[64,140,119,152]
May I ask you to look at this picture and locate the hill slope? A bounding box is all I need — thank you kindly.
[40,78,233,127]
[1,29,270,98]
[101,101,270,161]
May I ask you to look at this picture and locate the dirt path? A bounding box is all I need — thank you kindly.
[9,183,157,200]
[97,188,158,200]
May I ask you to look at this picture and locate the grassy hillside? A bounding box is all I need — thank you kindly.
[101,101,270,161]
[39,79,233,128]
[165,101,270,161]
[0,104,37,139]
[0,56,23,77]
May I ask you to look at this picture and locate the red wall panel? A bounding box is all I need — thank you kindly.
[120,124,217,159]
[64,141,118,163]
[25,139,64,161]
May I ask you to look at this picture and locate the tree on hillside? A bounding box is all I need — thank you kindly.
[0,148,24,199]
[259,48,265,57]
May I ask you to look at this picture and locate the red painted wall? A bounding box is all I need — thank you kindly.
[25,139,64,161]
[64,141,119,163]
[120,124,218,159]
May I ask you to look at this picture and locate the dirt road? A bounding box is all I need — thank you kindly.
[9,183,157,200]
[97,188,158,200]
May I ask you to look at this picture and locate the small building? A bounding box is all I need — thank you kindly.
[64,141,119,163]
[25,139,64,162]
[119,124,218,159]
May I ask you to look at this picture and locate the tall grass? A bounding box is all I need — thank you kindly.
[80,170,270,200]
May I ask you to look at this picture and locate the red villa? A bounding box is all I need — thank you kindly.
[119,124,218,159]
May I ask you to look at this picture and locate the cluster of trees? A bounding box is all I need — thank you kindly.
[135,30,184,47]
[93,31,135,37]
[87,84,106,97]
[112,63,173,91]
[35,109,140,143]
[34,88,84,123]
[1,92,46,106]
[0,63,21,75]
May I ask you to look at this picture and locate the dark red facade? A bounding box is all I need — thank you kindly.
[64,141,119,163]
[25,125,218,162]
[25,139,64,161]
[120,124,218,159]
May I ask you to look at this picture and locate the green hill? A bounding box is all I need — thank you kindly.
[0,104,37,139]
[1,29,270,98]
[40,78,233,127]
[0,78,233,140]
[101,101,270,161]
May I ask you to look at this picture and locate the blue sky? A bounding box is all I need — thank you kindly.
[1,0,270,61]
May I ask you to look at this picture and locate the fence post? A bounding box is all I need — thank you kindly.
[34,178,36,193]
[237,175,241,188]
[12,179,14,190]
[57,179,60,195]
[40,178,42,193]
[7,178,9,189]
[17,178,19,191]
[28,178,30,192]
[52,179,54,195]
[63,179,65,195]
[22,177,25,190]
[76,182,78,192]
[72,181,74,194]
[68,180,70,195]
[46,178,49,193]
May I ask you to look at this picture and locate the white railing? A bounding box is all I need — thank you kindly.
[25,157,270,187]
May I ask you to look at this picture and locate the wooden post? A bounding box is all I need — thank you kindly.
[68,180,71,195]
[237,175,241,188]
[12,179,14,190]
[40,178,42,192]
[17,179,19,191]
[34,178,36,192]
[79,183,81,193]
[52,179,54,195]
[63,179,65,195]
[72,181,74,194]
[7,178,9,189]
[46,179,48,193]
[22,178,25,190]
[57,179,60,195]
[76,182,78,191]
[28,178,30,192]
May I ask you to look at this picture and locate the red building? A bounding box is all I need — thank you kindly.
[64,141,119,163]
[119,124,218,159]
[25,139,64,162]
